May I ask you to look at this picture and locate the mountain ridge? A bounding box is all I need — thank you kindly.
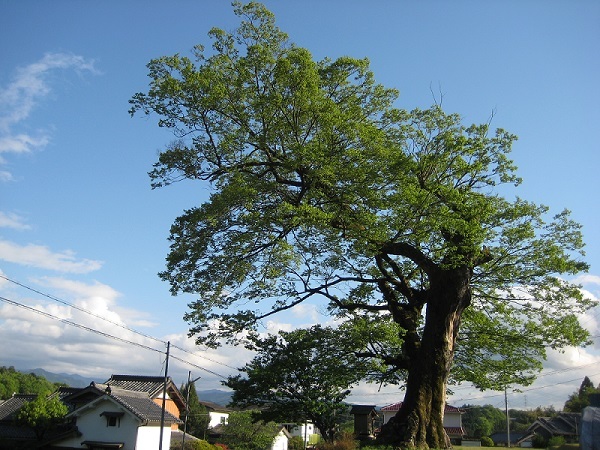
[21,367,232,406]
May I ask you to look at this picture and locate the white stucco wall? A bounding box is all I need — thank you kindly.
[55,398,173,450]
[271,430,289,450]
[382,410,461,428]
[442,412,462,428]
[208,411,229,428]
[137,425,172,450]
[56,398,138,449]
[286,423,316,442]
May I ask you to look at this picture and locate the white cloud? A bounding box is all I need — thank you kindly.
[0,52,97,132]
[0,52,97,180]
[0,133,50,154]
[0,239,103,273]
[575,274,600,287]
[289,301,327,324]
[0,211,31,230]
[0,276,241,386]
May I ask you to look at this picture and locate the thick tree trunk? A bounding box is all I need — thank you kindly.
[378,268,471,449]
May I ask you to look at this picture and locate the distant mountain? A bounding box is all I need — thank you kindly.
[25,368,97,388]
[20,367,233,405]
[198,389,232,406]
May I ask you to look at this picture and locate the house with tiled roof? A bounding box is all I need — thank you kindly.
[527,412,581,444]
[104,374,186,430]
[379,402,466,445]
[53,382,182,449]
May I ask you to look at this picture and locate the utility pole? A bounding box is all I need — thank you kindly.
[159,341,170,450]
[505,386,510,448]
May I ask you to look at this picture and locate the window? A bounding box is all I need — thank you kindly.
[100,411,124,428]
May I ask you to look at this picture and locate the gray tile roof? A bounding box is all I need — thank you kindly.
[104,374,167,396]
[80,383,181,424]
[104,374,186,410]
[0,394,36,421]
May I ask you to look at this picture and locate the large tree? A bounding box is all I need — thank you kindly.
[225,325,365,442]
[130,2,593,448]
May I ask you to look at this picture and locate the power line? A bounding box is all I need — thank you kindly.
[0,273,238,371]
[0,294,229,380]
[0,295,161,354]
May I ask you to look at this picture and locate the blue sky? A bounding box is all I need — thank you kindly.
[1,0,599,409]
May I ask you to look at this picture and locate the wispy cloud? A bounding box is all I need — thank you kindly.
[575,274,600,286]
[0,211,31,230]
[0,239,103,273]
[0,52,97,179]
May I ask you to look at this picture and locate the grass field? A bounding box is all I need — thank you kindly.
[451,445,580,450]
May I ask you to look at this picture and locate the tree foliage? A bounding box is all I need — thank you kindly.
[564,376,598,412]
[171,439,218,450]
[0,366,63,400]
[221,411,281,450]
[225,325,365,442]
[130,2,593,448]
[16,394,68,439]
[181,380,211,439]
[461,405,506,438]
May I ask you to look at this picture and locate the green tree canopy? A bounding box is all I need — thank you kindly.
[564,376,598,412]
[0,366,63,400]
[225,325,365,442]
[221,410,281,450]
[16,394,68,440]
[461,405,506,438]
[130,2,593,448]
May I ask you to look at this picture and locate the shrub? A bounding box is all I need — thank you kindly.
[480,436,494,447]
[171,439,217,450]
[316,432,357,450]
[289,436,304,450]
[547,436,566,448]
[532,434,548,448]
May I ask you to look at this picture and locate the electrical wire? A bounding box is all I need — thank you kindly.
[0,294,161,354]
[0,274,238,370]
[2,274,599,401]
[0,294,228,379]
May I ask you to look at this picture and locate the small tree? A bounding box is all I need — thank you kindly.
[479,436,493,447]
[221,411,280,450]
[181,381,211,439]
[225,325,365,442]
[564,376,598,412]
[16,394,68,440]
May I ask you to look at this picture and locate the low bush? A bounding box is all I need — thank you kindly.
[480,436,493,447]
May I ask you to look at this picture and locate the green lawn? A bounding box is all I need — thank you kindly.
[451,445,580,450]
